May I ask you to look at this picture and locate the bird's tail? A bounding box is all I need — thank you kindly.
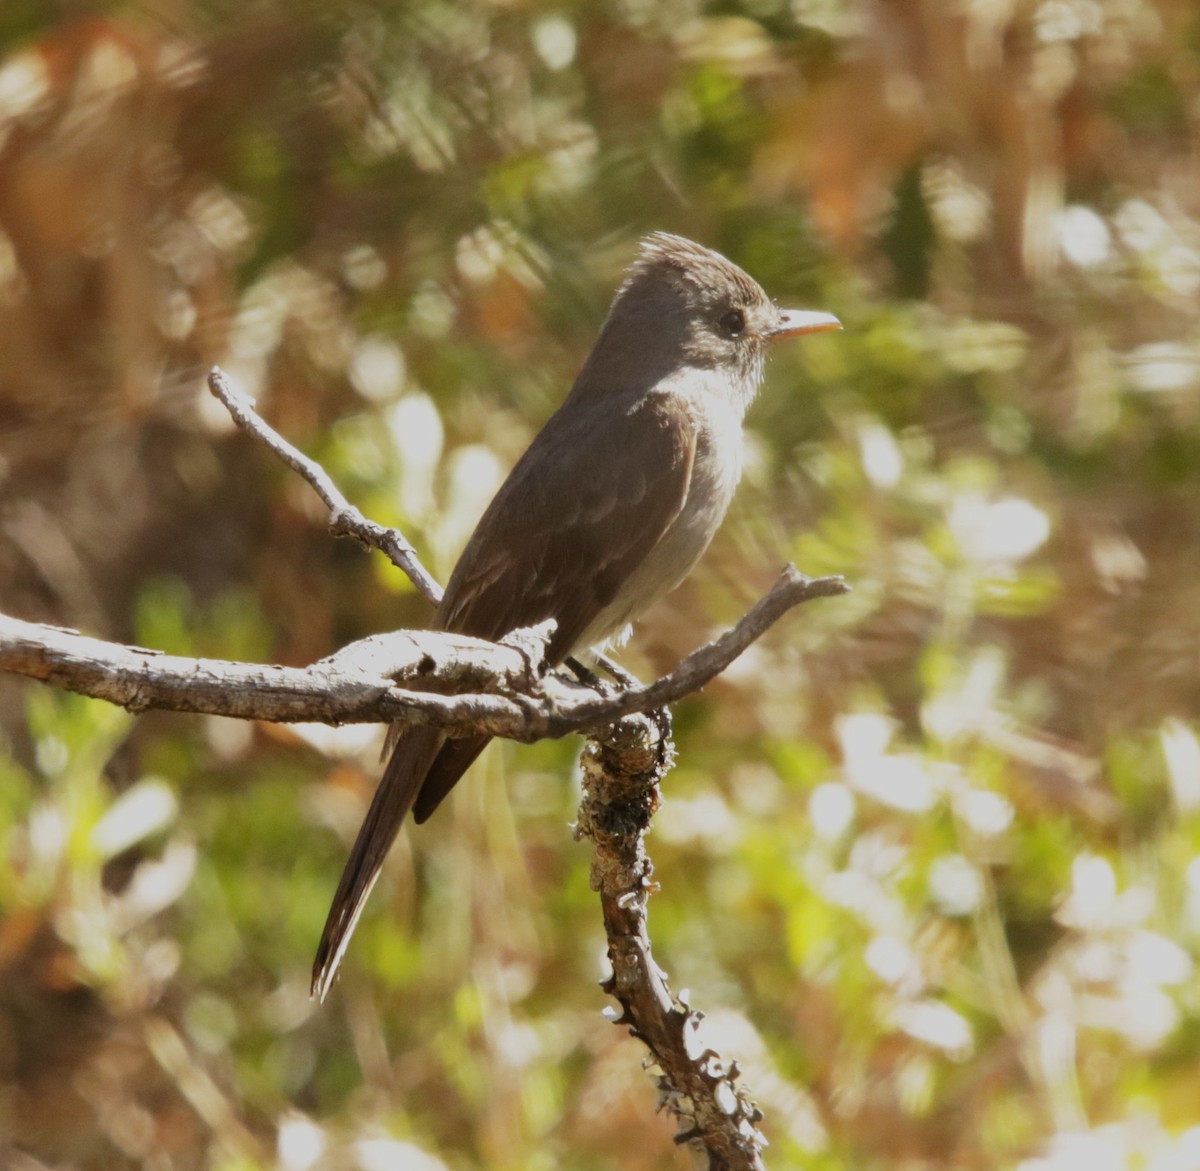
[311,724,444,1001]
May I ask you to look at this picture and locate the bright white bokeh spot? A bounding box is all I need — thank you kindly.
[837,713,941,813]
[356,1140,450,1171]
[1073,937,1118,983]
[91,779,178,859]
[1109,984,1179,1050]
[684,1008,766,1063]
[388,391,444,517]
[865,935,916,986]
[1126,342,1200,394]
[189,187,253,255]
[1165,1127,1200,1171]
[809,782,856,840]
[1159,244,1200,297]
[656,793,735,845]
[955,787,1015,837]
[857,421,903,488]
[494,1021,542,1069]
[1017,1130,1124,1171]
[893,1000,973,1058]
[278,1112,327,1171]
[440,445,507,567]
[121,840,197,923]
[1162,719,1200,812]
[350,337,407,401]
[29,804,67,865]
[1056,205,1111,267]
[1057,854,1117,931]
[836,712,895,763]
[1126,931,1193,986]
[203,714,255,762]
[1035,0,1103,41]
[533,15,577,70]
[929,854,984,916]
[34,733,69,777]
[156,289,197,340]
[949,495,1051,563]
[922,645,1005,742]
[0,53,48,121]
[230,272,290,362]
[342,244,387,290]
[288,722,382,758]
[854,754,941,814]
[455,227,505,284]
[923,160,992,244]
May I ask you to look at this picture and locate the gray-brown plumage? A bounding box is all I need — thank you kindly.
[312,233,840,999]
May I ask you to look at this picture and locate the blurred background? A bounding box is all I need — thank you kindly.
[1,1,1199,1168]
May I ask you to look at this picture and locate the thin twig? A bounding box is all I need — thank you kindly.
[207,367,444,607]
[566,566,848,729]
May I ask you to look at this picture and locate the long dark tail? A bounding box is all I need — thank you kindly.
[412,734,490,823]
[311,725,444,1001]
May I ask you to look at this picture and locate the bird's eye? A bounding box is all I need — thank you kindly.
[720,308,746,337]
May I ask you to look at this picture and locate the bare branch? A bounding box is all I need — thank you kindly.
[0,614,551,734]
[579,713,766,1171]
[0,568,845,740]
[207,366,444,607]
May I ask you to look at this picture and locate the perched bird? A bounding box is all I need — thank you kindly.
[312,232,840,999]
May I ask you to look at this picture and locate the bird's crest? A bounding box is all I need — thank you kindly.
[622,232,765,306]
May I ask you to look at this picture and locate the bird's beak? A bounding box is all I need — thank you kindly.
[767,309,842,342]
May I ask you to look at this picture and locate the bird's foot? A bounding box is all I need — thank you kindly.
[591,652,639,690]
[564,655,604,689]
[563,653,640,694]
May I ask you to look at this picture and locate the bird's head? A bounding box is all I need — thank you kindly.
[587,232,840,396]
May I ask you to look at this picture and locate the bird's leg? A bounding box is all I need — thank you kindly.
[564,656,605,689]
[564,652,642,695]
[591,651,639,690]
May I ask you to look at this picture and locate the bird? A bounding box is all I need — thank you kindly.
[312,232,841,999]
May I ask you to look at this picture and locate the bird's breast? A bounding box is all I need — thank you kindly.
[577,391,745,651]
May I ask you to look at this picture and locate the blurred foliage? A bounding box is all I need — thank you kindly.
[1,0,1200,1168]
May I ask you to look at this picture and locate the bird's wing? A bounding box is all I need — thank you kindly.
[437,390,697,661]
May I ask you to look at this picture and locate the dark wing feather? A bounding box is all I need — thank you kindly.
[438,391,697,652]
[411,734,490,824]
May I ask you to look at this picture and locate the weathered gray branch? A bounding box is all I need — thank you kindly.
[0,565,846,742]
[579,714,767,1170]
